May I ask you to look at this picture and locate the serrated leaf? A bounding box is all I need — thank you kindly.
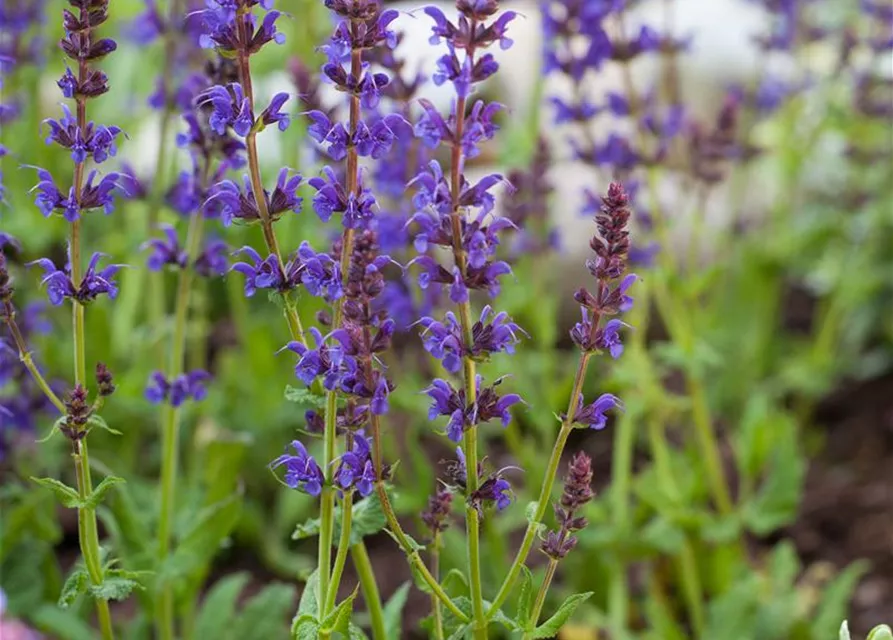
[31,477,82,509]
[292,615,320,640]
[84,476,125,510]
[530,592,593,638]
[441,596,474,638]
[293,493,387,547]
[322,585,358,636]
[194,572,251,640]
[87,414,122,436]
[285,385,327,408]
[446,623,472,640]
[383,581,410,640]
[297,569,320,617]
[232,582,297,640]
[58,568,88,608]
[516,565,534,626]
[88,576,143,601]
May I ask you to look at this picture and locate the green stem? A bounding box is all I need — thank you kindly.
[688,377,732,514]
[487,353,592,620]
[430,533,445,640]
[156,212,205,640]
[74,442,115,640]
[525,559,557,638]
[350,543,387,640]
[1,304,66,413]
[368,416,468,623]
[324,491,354,615]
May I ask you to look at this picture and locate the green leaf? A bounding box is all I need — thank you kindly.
[868,625,893,640]
[530,592,593,639]
[810,561,869,638]
[446,623,472,640]
[516,565,534,626]
[88,575,144,601]
[293,493,387,547]
[232,583,297,640]
[322,586,358,636]
[285,385,327,408]
[441,569,469,598]
[86,414,122,436]
[58,567,88,608]
[383,581,411,640]
[840,621,852,640]
[194,572,251,640]
[84,476,125,510]
[292,615,321,640]
[441,596,474,638]
[31,604,99,640]
[37,416,66,443]
[349,622,370,640]
[161,493,241,582]
[640,516,686,554]
[31,477,82,509]
[297,569,320,617]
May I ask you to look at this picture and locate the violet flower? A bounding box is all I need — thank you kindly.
[271,440,325,496]
[29,252,123,306]
[145,370,211,407]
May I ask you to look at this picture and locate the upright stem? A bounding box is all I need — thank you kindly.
[323,491,354,618]
[155,210,206,640]
[319,32,363,616]
[430,533,445,640]
[487,352,592,619]
[525,558,558,636]
[70,77,114,639]
[236,34,305,344]
[368,415,469,622]
[350,542,387,640]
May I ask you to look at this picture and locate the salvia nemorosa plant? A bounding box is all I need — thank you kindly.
[2,1,129,639]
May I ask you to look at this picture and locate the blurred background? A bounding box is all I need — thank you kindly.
[1,0,892,638]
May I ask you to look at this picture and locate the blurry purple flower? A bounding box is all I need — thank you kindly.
[142,224,188,271]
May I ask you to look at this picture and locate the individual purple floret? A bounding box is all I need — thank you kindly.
[145,370,211,407]
[282,328,358,392]
[41,105,123,164]
[271,440,325,496]
[142,224,188,271]
[309,167,376,228]
[573,393,623,430]
[335,432,376,497]
[193,238,229,277]
[29,252,123,306]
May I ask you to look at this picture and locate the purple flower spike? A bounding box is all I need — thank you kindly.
[272,440,325,496]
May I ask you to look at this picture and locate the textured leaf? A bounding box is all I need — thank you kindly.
[292,615,320,640]
[322,586,358,636]
[441,569,469,598]
[349,622,370,639]
[293,493,387,546]
[285,385,327,408]
[58,567,88,608]
[297,569,320,617]
[516,565,534,627]
[383,581,411,640]
[525,501,546,537]
[36,416,66,443]
[88,576,143,601]
[530,592,593,638]
[194,572,251,640]
[84,476,125,510]
[232,582,296,640]
[31,477,82,509]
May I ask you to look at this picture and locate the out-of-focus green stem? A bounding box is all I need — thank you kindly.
[156,211,205,640]
[322,491,354,629]
[350,542,387,640]
[429,533,445,640]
